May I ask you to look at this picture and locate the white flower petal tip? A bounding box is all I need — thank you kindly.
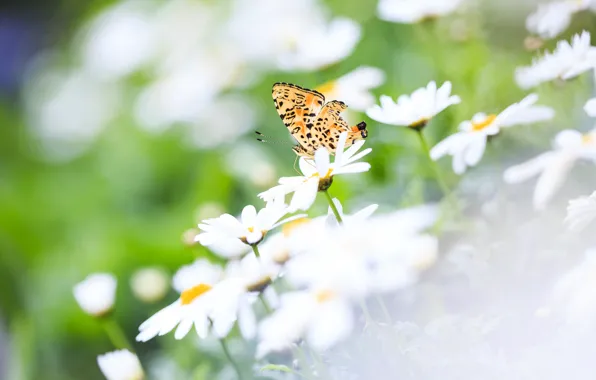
[377,0,464,24]
[97,349,144,380]
[584,98,596,117]
[366,81,460,127]
[73,273,117,317]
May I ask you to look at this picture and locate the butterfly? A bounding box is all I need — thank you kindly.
[271,82,368,159]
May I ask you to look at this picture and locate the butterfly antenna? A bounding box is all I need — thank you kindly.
[254,131,293,146]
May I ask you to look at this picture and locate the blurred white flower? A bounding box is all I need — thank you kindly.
[258,132,372,212]
[565,191,596,231]
[584,97,596,117]
[504,129,596,209]
[73,273,117,317]
[172,259,223,293]
[553,249,596,329]
[366,81,461,129]
[515,31,596,89]
[196,202,303,249]
[257,290,354,357]
[24,66,121,161]
[97,349,144,380]
[80,1,156,80]
[130,267,169,303]
[316,66,386,111]
[377,0,464,24]
[136,278,256,342]
[526,0,591,40]
[276,18,361,71]
[430,94,554,174]
[285,210,438,296]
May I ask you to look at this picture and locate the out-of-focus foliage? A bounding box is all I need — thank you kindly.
[1,0,596,379]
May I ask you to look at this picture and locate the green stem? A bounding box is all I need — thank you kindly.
[415,129,450,196]
[259,294,273,314]
[375,295,393,325]
[323,190,343,224]
[101,317,133,350]
[219,338,244,380]
[251,245,261,258]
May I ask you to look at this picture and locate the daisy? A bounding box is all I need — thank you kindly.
[136,277,257,342]
[195,200,304,250]
[503,129,596,209]
[377,0,464,24]
[285,212,438,296]
[256,289,354,357]
[276,17,361,71]
[73,273,117,317]
[325,198,379,226]
[172,259,223,293]
[526,0,591,39]
[366,81,461,130]
[97,349,144,380]
[515,31,596,89]
[316,66,386,111]
[565,191,596,231]
[130,267,169,303]
[430,94,555,174]
[258,132,372,212]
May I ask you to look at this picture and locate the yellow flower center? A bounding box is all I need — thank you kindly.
[180,284,212,305]
[582,133,595,145]
[282,218,311,237]
[471,114,497,131]
[247,226,255,233]
[316,80,337,96]
[315,290,336,303]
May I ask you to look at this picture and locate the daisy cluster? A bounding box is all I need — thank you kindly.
[64,1,596,379]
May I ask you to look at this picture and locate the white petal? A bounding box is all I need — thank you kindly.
[533,152,577,209]
[503,152,554,183]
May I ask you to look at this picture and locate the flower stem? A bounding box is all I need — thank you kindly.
[219,338,244,380]
[323,190,343,224]
[375,295,393,325]
[251,244,261,258]
[101,317,133,350]
[415,129,450,196]
[259,294,273,314]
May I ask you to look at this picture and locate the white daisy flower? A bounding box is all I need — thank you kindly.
[430,94,555,174]
[504,129,596,209]
[172,259,223,293]
[526,0,591,40]
[565,191,596,231]
[97,349,144,380]
[73,273,117,317]
[584,97,596,117]
[325,198,379,226]
[316,66,386,111]
[195,201,303,251]
[366,81,461,129]
[256,289,354,357]
[130,267,169,304]
[276,18,361,71]
[258,132,372,212]
[377,0,464,24]
[136,277,257,342]
[515,31,596,89]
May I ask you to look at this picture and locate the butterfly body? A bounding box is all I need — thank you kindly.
[272,82,368,159]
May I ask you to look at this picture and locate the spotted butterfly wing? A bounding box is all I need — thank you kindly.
[272,82,368,158]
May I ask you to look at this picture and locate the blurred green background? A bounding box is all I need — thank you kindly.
[1,0,595,379]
